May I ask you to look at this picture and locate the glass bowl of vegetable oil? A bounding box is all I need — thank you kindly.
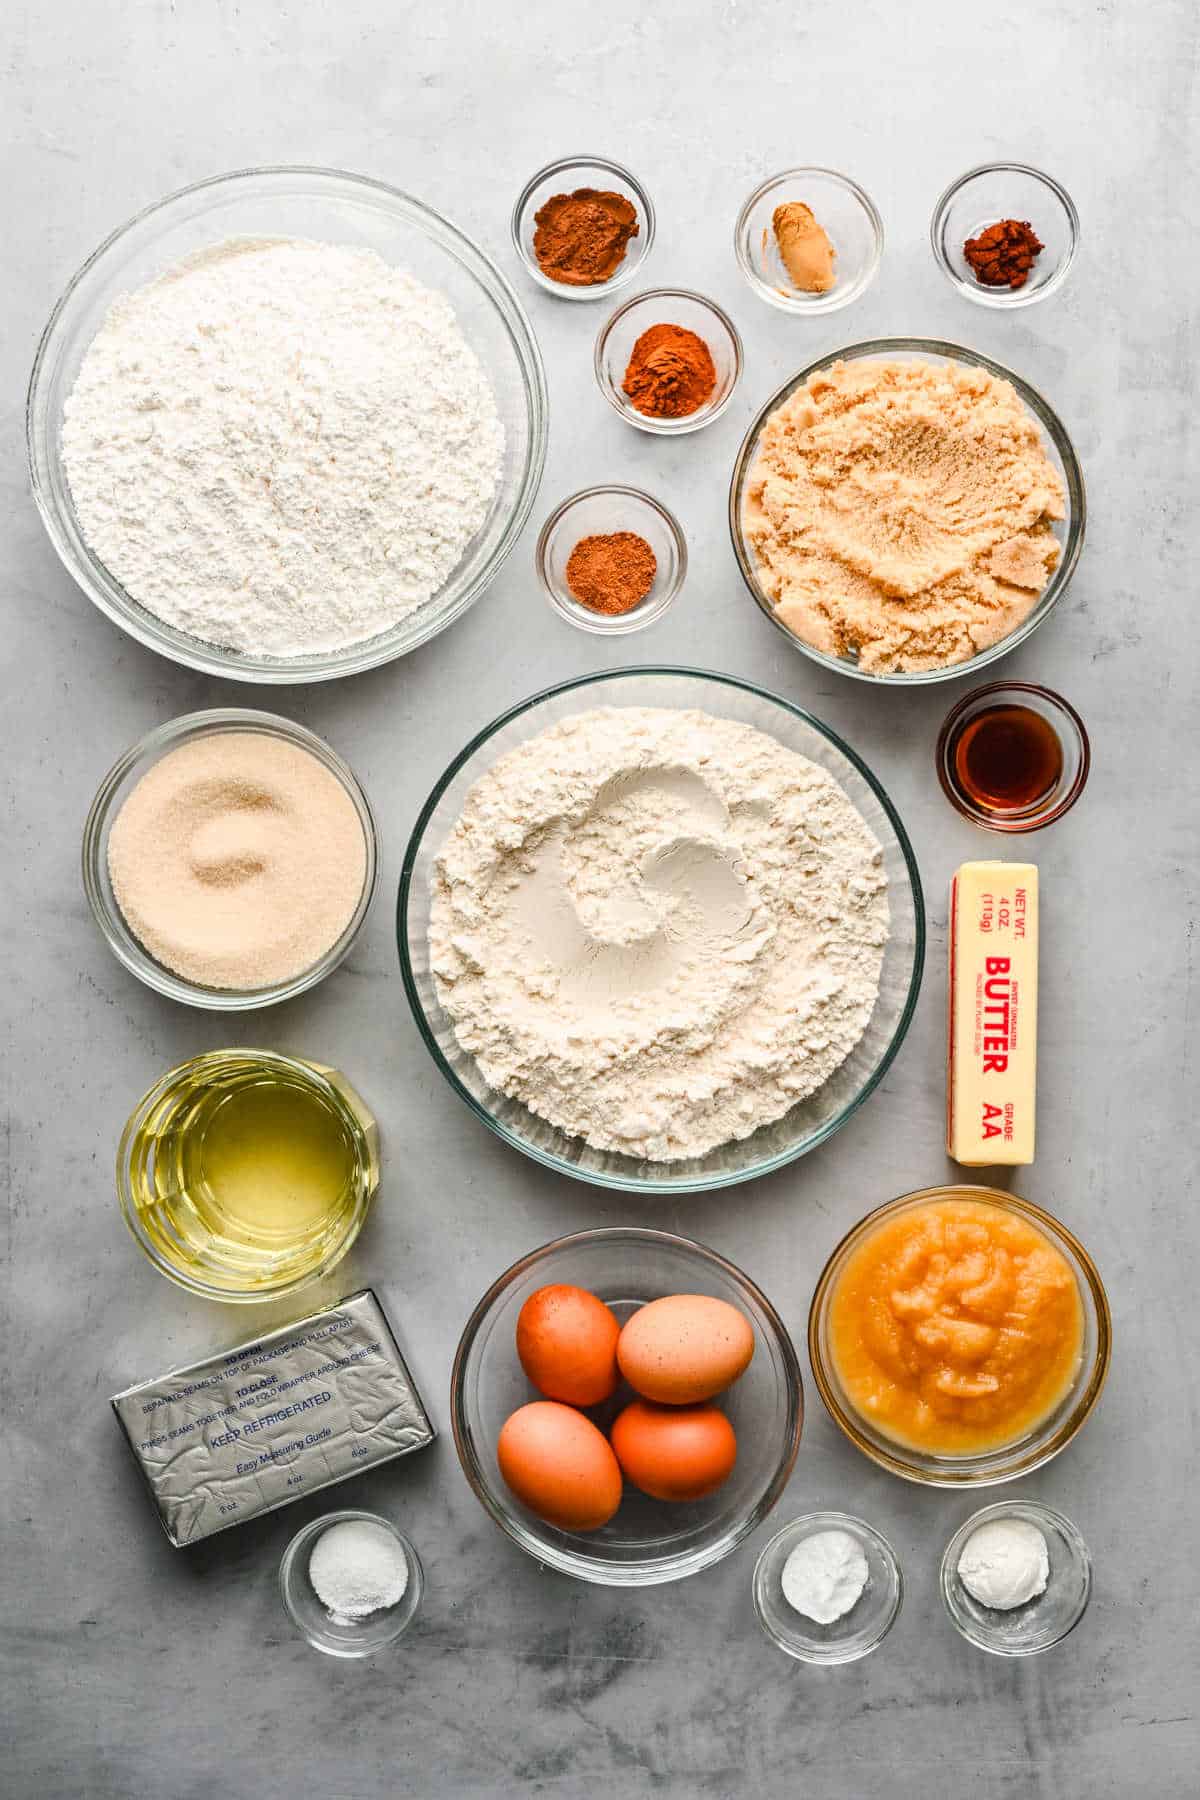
[117,1050,380,1302]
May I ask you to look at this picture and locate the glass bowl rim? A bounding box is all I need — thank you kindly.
[593,286,744,435]
[733,166,885,315]
[535,483,688,635]
[727,335,1087,686]
[807,1183,1113,1486]
[752,1508,904,1662]
[449,1224,805,1586]
[82,705,379,1010]
[279,1508,425,1657]
[115,1046,377,1303]
[935,679,1092,832]
[937,1497,1092,1655]
[27,162,549,684]
[509,152,656,301]
[929,161,1081,310]
[396,663,926,1193]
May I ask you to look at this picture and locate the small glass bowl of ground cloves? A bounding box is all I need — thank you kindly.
[931,163,1079,308]
[512,156,654,300]
[536,485,687,636]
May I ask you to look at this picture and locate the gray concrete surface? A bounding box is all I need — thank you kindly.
[4,3,1197,1795]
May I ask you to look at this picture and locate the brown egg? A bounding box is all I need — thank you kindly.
[496,1401,623,1532]
[516,1283,620,1407]
[617,1294,755,1403]
[610,1400,737,1501]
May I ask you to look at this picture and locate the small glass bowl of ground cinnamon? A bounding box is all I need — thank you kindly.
[536,485,687,636]
[931,163,1079,308]
[512,156,654,301]
[595,289,742,436]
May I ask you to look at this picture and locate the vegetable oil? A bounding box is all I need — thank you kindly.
[118,1051,379,1300]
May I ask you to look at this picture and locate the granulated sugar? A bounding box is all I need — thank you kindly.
[108,731,368,990]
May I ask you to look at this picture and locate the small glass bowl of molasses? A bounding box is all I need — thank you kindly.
[936,682,1090,833]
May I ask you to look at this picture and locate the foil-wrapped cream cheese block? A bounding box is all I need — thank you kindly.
[111,1290,434,1547]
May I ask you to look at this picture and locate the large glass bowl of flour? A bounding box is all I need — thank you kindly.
[399,668,924,1193]
[27,166,548,682]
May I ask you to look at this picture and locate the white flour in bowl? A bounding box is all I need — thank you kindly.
[62,237,504,657]
[429,706,889,1161]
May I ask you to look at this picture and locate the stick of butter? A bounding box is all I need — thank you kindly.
[947,861,1038,1165]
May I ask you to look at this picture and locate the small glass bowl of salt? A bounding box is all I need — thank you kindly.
[940,1500,1092,1657]
[280,1510,424,1658]
[753,1511,902,1664]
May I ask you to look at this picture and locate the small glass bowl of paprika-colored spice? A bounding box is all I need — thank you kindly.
[931,163,1079,308]
[595,288,743,436]
[512,155,654,301]
[536,485,687,636]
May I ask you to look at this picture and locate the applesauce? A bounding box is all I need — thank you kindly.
[828,1197,1084,1455]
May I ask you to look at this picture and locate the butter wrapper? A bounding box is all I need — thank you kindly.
[111,1290,434,1547]
[947,861,1039,1166]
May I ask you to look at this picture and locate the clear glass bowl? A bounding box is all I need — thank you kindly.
[82,708,377,1009]
[931,163,1079,309]
[27,165,548,682]
[936,681,1091,832]
[940,1500,1092,1655]
[808,1185,1112,1486]
[734,168,884,315]
[729,337,1086,686]
[451,1227,803,1586]
[511,155,654,301]
[753,1512,903,1663]
[280,1511,424,1658]
[594,289,742,435]
[397,667,924,1193]
[116,1049,380,1302]
[536,485,687,636]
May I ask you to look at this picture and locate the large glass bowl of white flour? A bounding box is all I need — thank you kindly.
[28,166,548,682]
[399,668,924,1193]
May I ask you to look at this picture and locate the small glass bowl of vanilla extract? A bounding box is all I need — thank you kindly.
[937,682,1090,832]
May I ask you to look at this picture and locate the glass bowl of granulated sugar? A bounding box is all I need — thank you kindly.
[83,708,377,1010]
[399,666,925,1194]
[28,166,548,683]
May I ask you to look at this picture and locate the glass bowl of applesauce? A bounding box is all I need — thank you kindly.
[808,1185,1111,1486]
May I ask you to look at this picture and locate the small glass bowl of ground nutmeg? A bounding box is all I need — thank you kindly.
[512,156,654,301]
[536,485,687,635]
[931,164,1079,309]
[594,289,742,436]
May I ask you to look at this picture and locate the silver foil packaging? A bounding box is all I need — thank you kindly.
[111,1289,434,1547]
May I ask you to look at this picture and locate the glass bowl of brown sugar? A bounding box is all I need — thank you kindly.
[594,289,743,436]
[512,156,655,301]
[536,485,687,636]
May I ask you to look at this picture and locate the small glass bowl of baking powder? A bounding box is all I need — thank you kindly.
[82,708,377,1011]
[931,164,1080,309]
[280,1511,424,1658]
[512,155,655,301]
[940,1500,1092,1655]
[753,1512,903,1663]
[594,288,743,436]
[536,484,687,636]
[734,168,884,315]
